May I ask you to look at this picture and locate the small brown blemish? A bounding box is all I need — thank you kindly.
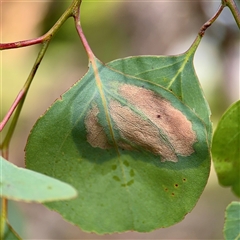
[85,105,111,149]
[182,178,187,182]
[109,84,197,162]
[118,141,133,151]
[171,192,175,196]
[174,183,179,188]
[164,188,168,191]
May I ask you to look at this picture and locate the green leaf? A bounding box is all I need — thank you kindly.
[212,100,240,197]
[2,222,22,240]
[107,52,212,145]
[25,56,210,233]
[0,199,24,238]
[224,201,240,240]
[0,156,77,202]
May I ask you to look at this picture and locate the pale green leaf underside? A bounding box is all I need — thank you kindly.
[224,202,240,240]
[0,157,77,202]
[25,56,210,233]
[212,100,240,197]
[2,222,22,240]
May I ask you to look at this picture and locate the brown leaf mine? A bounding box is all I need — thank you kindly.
[109,84,197,162]
[85,105,111,149]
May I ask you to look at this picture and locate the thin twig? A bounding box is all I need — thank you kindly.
[0,1,82,232]
[73,2,95,61]
[1,41,50,149]
[0,36,45,51]
[189,3,226,53]
[0,0,79,51]
[0,0,80,132]
[224,0,240,28]
[0,90,25,131]
[199,3,225,37]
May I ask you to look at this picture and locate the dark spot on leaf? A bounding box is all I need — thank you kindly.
[164,188,168,191]
[123,160,129,167]
[130,169,135,177]
[171,192,175,196]
[182,178,187,182]
[174,184,179,188]
[121,179,134,187]
[113,176,120,182]
[112,165,117,170]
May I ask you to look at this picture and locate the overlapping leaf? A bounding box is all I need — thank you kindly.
[25,55,210,233]
[224,201,240,240]
[212,100,240,197]
[0,156,77,202]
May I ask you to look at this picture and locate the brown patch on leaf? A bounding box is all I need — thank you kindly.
[85,105,111,149]
[109,84,197,162]
[118,141,134,151]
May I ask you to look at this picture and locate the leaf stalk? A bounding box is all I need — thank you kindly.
[73,1,95,61]
[189,3,225,53]
[224,0,240,28]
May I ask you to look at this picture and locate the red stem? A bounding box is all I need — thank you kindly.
[0,90,25,131]
[73,6,95,61]
[0,36,45,50]
[199,4,225,37]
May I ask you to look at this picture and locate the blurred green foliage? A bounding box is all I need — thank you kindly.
[40,1,128,63]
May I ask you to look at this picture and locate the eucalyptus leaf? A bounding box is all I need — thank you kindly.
[212,100,240,197]
[224,201,240,240]
[25,55,210,233]
[0,157,77,202]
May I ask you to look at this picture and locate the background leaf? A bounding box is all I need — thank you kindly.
[224,201,240,240]
[25,56,210,233]
[212,100,240,197]
[107,52,212,145]
[0,157,77,202]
